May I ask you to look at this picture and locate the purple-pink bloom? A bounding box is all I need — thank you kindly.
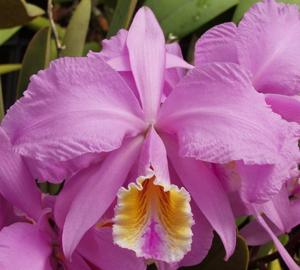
[2,5,299,268]
[195,1,300,267]
[195,0,300,124]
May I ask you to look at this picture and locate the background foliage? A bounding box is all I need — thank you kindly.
[1,0,300,269]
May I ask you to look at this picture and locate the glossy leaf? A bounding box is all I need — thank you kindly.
[0,0,44,28]
[0,64,22,75]
[0,26,21,45]
[107,0,138,37]
[17,27,52,98]
[60,0,91,57]
[233,0,300,22]
[181,235,249,270]
[0,77,3,121]
[144,0,238,38]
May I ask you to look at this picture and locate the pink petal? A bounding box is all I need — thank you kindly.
[25,152,104,183]
[237,158,299,203]
[62,136,143,258]
[156,262,178,270]
[54,161,101,229]
[165,43,187,93]
[266,94,300,124]
[195,22,238,66]
[240,218,281,246]
[66,253,91,270]
[127,7,165,121]
[237,0,300,95]
[78,228,146,270]
[164,135,236,259]
[0,127,41,220]
[138,127,170,185]
[165,53,193,70]
[2,57,145,165]
[93,29,128,61]
[158,63,298,165]
[0,195,15,229]
[289,199,300,229]
[256,187,290,231]
[179,201,213,267]
[104,52,191,74]
[254,209,300,270]
[0,222,52,270]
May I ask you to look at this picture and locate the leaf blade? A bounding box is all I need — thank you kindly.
[0,0,44,28]
[0,64,22,75]
[0,26,21,45]
[144,0,239,38]
[16,27,52,98]
[107,0,138,37]
[60,0,91,57]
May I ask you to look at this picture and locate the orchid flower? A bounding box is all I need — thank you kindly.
[195,1,300,268]
[2,6,299,268]
[195,0,300,124]
[0,194,145,270]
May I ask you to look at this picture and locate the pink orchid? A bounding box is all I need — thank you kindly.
[195,0,300,124]
[0,195,146,270]
[195,0,300,204]
[195,1,300,268]
[2,6,299,268]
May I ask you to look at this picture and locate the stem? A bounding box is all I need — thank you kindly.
[47,0,65,53]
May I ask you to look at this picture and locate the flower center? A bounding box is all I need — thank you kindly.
[113,175,194,263]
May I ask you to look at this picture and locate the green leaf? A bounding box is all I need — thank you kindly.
[60,0,91,57]
[0,0,44,28]
[233,0,300,23]
[0,64,22,75]
[17,27,52,98]
[181,235,249,270]
[0,26,21,45]
[107,0,138,37]
[53,0,74,3]
[25,2,44,17]
[83,41,101,56]
[144,0,239,39]
[0,77,3,121]
[27,17,65,38]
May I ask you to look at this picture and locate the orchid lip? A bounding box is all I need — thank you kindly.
[112,174,194,263]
